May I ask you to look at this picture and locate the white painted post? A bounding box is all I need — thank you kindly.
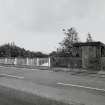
[5,58,7,64]
[14,58,17,65]
[48,57,51,67]
[37,58,39,66]
[26,58,29,65]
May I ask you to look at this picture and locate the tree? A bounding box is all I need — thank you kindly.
[0,43,48,58]
[58,27,80,56]
[86,33,93,42]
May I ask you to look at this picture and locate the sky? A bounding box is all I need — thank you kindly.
[0,0,105,53]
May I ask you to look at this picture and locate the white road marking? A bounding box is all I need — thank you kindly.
[0,65,36,71]
[57,82,105,92]
[0,74,24,79]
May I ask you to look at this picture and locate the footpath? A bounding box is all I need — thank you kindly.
[0,63,105,78]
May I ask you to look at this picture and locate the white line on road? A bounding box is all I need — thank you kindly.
[0,66,36,71]
[57,82,105,92]
[0,74,24,79]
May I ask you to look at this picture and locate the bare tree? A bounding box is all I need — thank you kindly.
[59,27,80,56]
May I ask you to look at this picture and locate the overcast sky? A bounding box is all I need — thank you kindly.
[0,0,105,53]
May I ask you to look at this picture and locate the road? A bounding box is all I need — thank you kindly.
[0,66,105,105]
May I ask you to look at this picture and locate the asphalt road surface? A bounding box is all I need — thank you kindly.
[0,66,105,105]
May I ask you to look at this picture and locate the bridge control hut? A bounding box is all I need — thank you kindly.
[74,41,105,70]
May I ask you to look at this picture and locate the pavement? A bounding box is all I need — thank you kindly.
[0,66,105,105]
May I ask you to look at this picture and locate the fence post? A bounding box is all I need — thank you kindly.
[37,58,39,66]
[48,57,51,67]
[14,58,17,65]
[5,58,7,64]
[26,58,29,65]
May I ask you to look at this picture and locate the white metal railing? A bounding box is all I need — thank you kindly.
[0,57,51,67]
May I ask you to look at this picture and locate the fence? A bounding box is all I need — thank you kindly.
[50,57,82,68]
[0,57,51,67]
